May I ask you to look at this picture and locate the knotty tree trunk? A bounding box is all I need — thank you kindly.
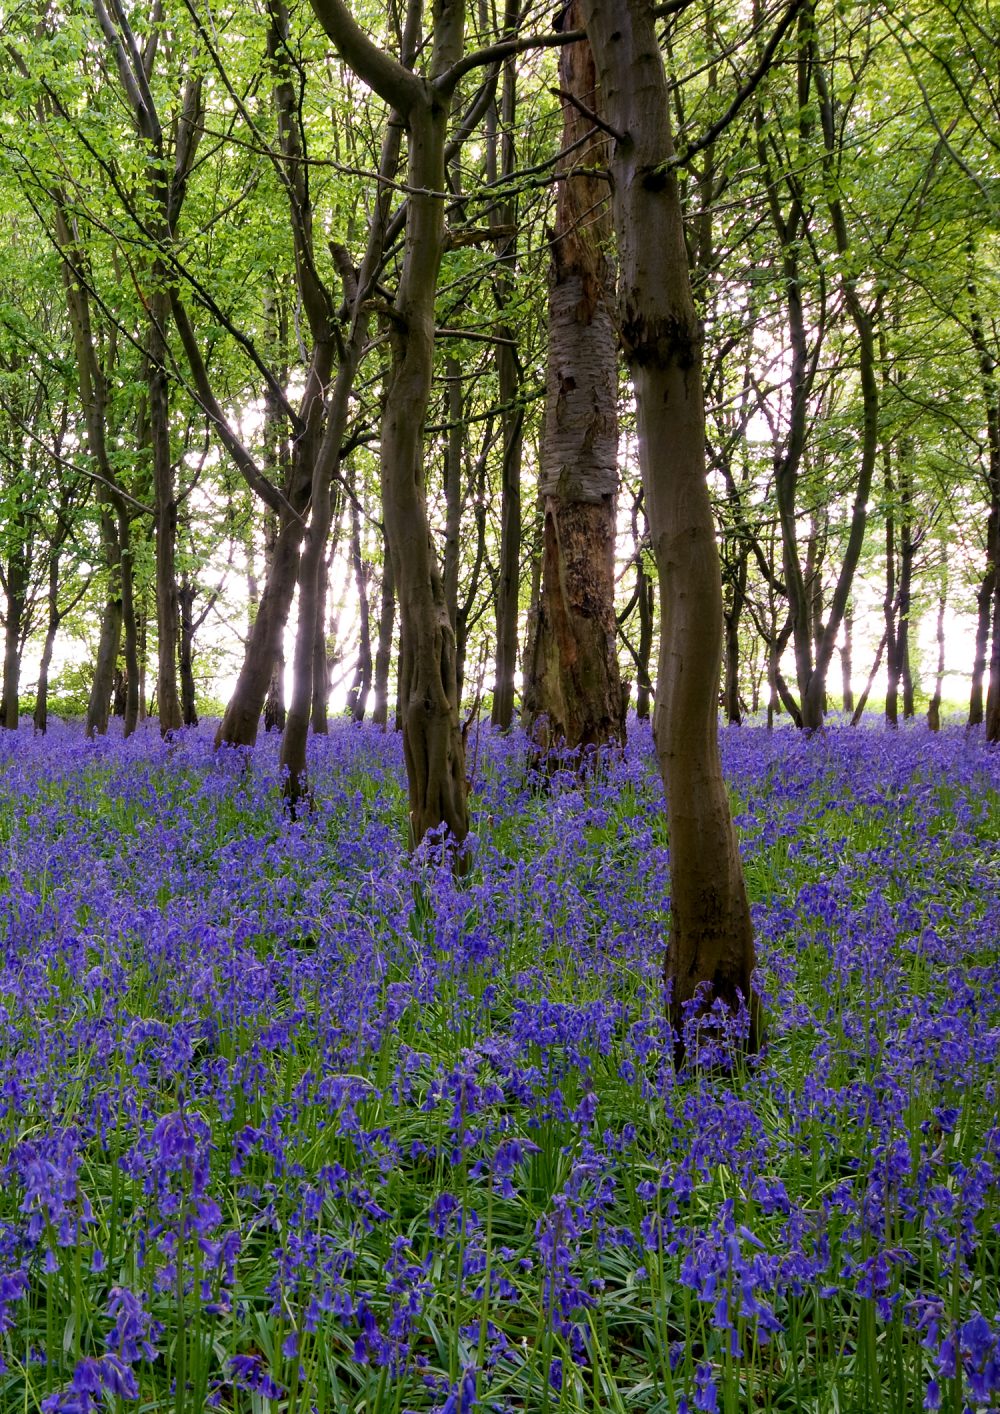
[523,0,624,753]
[583,0,759,1059]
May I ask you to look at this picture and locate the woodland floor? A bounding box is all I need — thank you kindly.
[0,718,998,1413]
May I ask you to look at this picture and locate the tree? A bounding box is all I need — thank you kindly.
[581,0,761,1056]
[308,0,471,846]
[522,0,624,753]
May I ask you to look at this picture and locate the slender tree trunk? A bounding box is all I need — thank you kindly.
[149,286,183,734]
[137,607,148,720]
[487,35,523,730]
[178,579,198,726]
[259,511,291,735]
[442,357,464,635]
[120,513,140,736]
[523,0,624,753]
[928,573,946,731]
[851,628,890,725]
[723,556,747,726]
[372,550,395,728]
[800,55,880,732]
[1,551,27,731]
[970,567,992,726]
[884,459,898,725]
[346,492,374,722]
[54,204,130,741]
[311,551,330,733]
[986,572,1000,740]
[635,556,654,721]
[898,515,914,719]
[584,0,758,1058]
[310,0,470,844]
[34,550,63,735]
[841,611,854,714]
[967,240,1000,740]
[89,587,123,737]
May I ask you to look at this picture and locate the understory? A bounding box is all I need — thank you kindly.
[0,720,997,1413]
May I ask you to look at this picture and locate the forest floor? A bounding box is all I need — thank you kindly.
[0,719,998,1413]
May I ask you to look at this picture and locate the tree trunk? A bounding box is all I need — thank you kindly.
[928,573,946,732]
[584,0,758,1059]
[442,356,464,636]
[34,549,63,735]
[311,551,330,733]
[986,568,1000,741]
[137,605,148,720]
[346,491,373,723]
[178,579,198,726]
[120,513,140,736]
[273,378,331,783]
[372,550,395,728]
[149,286,183,734]
[841,611,854,714]
[851,628,889,726]
[523,0,624,753]
[1,545,27,731]
[310,0,469,845]
[226,507,297,742]
[967,240,1000,740]
[799,53,880,732]
[89,588,123,737]
[635,558,654,720]
[723,553,747,726]
[489,47,523,731]
[970,567,992,726]
[884,460,898,725]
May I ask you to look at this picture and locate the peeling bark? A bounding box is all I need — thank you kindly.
[523,0,623,753]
